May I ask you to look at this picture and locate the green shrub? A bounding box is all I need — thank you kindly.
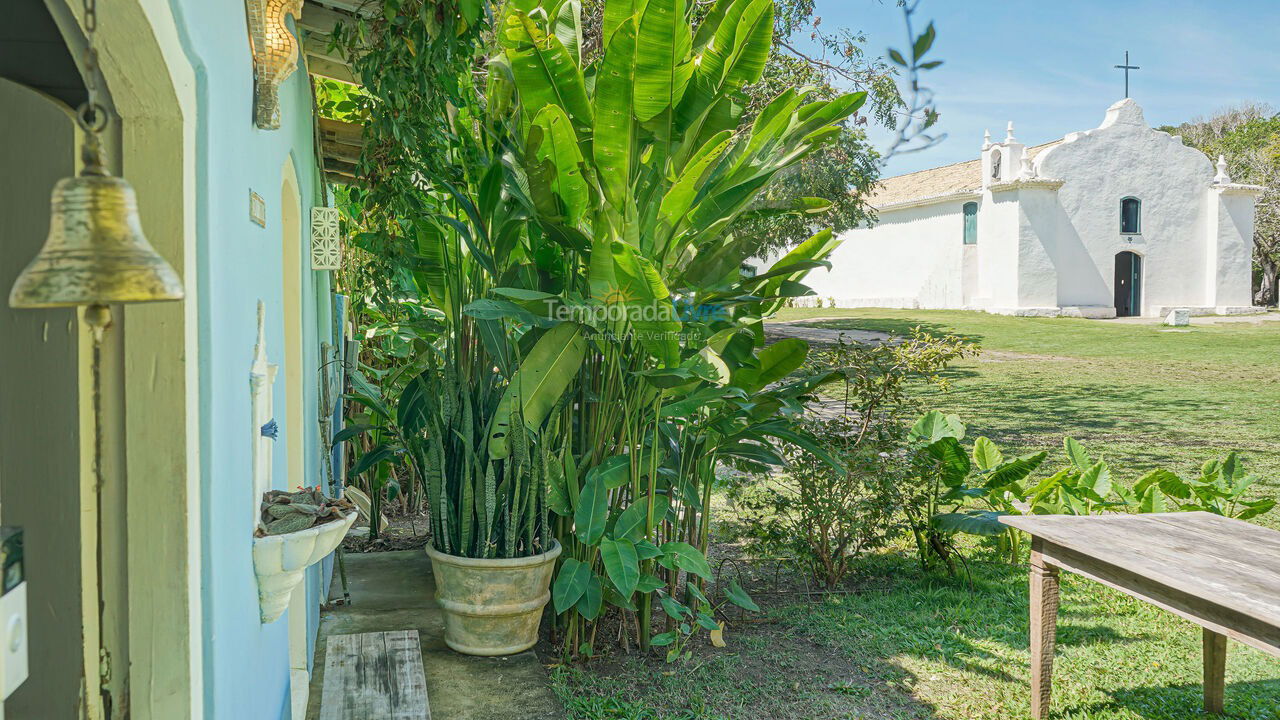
[905,411,1278,572]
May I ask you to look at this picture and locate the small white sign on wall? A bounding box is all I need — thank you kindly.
[250,190,267,227]
[310,207,341,270]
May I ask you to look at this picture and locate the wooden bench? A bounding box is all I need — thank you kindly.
[320,630,431,719]
[1001,512,1280,718]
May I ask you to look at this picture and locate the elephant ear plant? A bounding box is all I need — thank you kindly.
[905,411,1278,573]
[486,0,881,657]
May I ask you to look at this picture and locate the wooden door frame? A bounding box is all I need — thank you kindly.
[43,0,202,717]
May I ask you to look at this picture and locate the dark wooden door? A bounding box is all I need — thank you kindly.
[1114,251,1142,317]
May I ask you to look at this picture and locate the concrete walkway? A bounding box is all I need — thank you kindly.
[765,319,890,345]
[305,550,563,720]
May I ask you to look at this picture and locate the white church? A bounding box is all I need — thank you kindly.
[808,99,1264,318]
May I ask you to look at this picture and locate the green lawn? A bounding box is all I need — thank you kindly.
[549,309,1280,720]
[778,307,1280,501]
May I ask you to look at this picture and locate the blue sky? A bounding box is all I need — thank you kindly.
[805,0,1280,176]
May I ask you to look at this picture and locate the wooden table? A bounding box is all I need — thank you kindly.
[1000,512,1280,718]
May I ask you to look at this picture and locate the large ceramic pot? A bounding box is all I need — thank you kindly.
[425,541,561,656]
[252,511,357,623]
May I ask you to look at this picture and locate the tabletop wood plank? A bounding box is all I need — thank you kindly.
[1001,513,1280,630]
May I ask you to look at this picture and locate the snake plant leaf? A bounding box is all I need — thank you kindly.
[634,0,694,123]
[600,537,640,598]
[546,456,572,516]
[502,10,593,129]
[594,15,638,209]
[574,469,608,545]
[552,557,592,613]
[488,322,587,458]
[528,104,588,225]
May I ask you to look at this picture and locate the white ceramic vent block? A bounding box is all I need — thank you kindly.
[311,207,341,270]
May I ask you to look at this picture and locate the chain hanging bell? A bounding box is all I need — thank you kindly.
[8,103,184,308]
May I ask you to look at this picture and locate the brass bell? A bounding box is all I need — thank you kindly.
[8,158,184,308]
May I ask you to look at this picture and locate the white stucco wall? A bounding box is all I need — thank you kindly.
[1034,99,1218,316]
[812,200,971,308]
[1206,189,1257,308]
[832,99,1259,317]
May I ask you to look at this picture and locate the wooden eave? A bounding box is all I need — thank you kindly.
[301,1,372,182]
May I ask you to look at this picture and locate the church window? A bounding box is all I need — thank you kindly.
[962,202,978,244]
[990,150,1002,179]
[1120,197,1141,234]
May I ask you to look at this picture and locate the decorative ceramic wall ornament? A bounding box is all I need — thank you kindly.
[244,0,305,130]
[253,511,356,622]
[310,207,341,270]
[249,300,278,525]
[250,190,267,227]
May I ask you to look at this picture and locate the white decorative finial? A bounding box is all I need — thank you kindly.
[1214,154,1231,184]
[1005,121,1017,143]
[982,129,992,150]
[1019,152,1035,180]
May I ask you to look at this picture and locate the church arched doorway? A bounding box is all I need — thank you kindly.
[1114,251,1143,317]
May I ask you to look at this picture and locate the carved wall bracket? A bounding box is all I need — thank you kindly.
[245,0,305,129]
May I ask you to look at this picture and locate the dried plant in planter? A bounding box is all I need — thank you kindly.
[256,488,355,537]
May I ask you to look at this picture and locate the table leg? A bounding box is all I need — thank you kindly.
[1203,628,1227,714]
[1030,543,1059,720]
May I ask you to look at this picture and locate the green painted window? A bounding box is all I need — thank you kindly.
[1121,197,1141,233]
[962,202,978,244]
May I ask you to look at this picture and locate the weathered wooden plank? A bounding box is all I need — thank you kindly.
[300,2,356,35]
[308,54,361,85]
[311,0,380,16]
[320,634,362,720]
[1029,542,1059,720]
[1203,628,1227,714]
[319,117,363,147]
[359,631,393,719]
[321,632,431,719]
[385,630,431,720]
[1040,540,1280,657]
[1001,513,1280,629]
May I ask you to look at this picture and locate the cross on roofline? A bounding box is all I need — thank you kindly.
[1114,50,1140,98]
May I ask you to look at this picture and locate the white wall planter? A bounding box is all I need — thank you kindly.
[252,511,356,623]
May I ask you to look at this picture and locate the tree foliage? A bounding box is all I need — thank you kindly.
[1163,103,1280,305]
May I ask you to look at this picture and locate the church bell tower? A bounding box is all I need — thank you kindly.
[982,122,1026,187]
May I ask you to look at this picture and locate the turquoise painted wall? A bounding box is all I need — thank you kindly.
[169,2,333,717]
